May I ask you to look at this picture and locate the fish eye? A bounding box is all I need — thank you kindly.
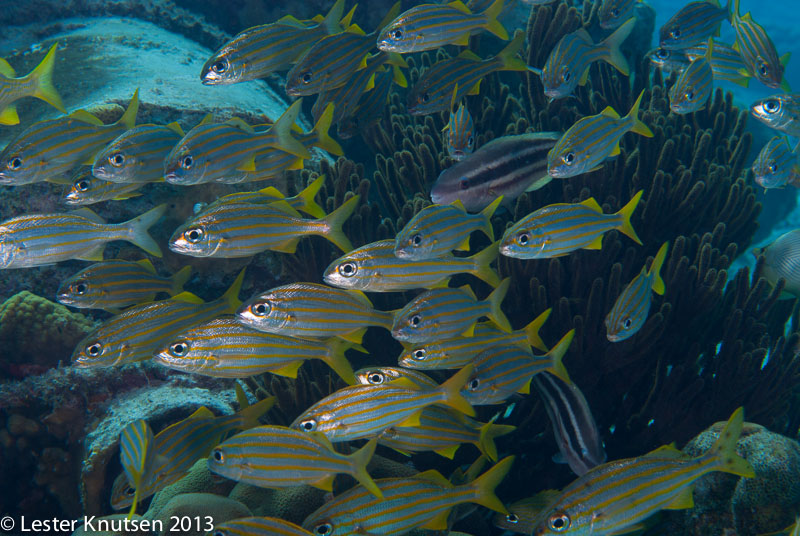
[685,90,695,100]
[301,71,313,84]
[314,523,333,536]
[622,317,632,329]
[412,233,423,246]
[656,48,669,59]
[517,232,530,245]
[391,29,403,40]
[251,301,271,316]
[181,155,193,169]
[412,348,426,360]
[125,486,135,496]
[468,378,480,390]
[337,262,358,277]
[212,60,228,74]
[300,419,317,431]
[757,60,769,77]
[670,28,681,39]
[611,7,620,17]
[86,342,102,357]
[564,152,575,164]
[421,92,430,103]
[109,153,125,167]
[75,180,90,191]
[562,71,571,83]
[7,157,22,170]
[768,163,778,173]
[548,513,571,532]
[169,341,189,357]
[764,99,780,113]
[410,314,422,326]
[74,281,88,295]
[506,514,520,523]
[185,227,204,243]
[212,448,224,463]
[459,178,469,190]
[467,136,474,147]
[368,372,385,385]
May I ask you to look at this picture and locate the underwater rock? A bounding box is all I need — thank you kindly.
[152,493,251,536]
[228,484,327,524]
[144,458,237,521]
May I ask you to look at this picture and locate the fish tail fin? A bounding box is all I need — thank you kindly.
[486,278,512,332]
[272,99,312,159]
[312,103,344,156]
[625,90,654,137]
[296,174,327,218]
[28,43,65,113]
[496,30,528,72]
[482,0,508,40]
[648,241,669,295]
[468,456,514,514]
[169,266,193,296]
[468,241,501,288]
[323,338,357,385]
[320,195,359,252]
[439,365,477,417]
[615,190,643,245]
[479,195,503,240]
[221,268,247,312]
[123,203,165,257]
[523,308,552,352]
[477,421,516,462]
[322,0,346,34]
[348,438,383,498]
[601,17,635,75]
[545,330,574,385]
[236,394,276,429]
[706,407,755,478]
[116,89,139,129]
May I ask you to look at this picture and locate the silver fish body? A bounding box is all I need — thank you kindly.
[669,52,714,114]
[730,0,789,90]
[754,229,800,297]
[752,136,800,189]
[659,0,729,50]
[62,166,145,206]
[750,94,800,137]
[93,123,182,183]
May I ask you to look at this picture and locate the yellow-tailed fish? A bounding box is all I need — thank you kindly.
[444,84,475,161]
[376,0,508,53]
[752,136,800,190]
[209,517,316,536]
[753,229,800,298]
[301,456,514,536]
[669,40,714,114]
[169,195,358,258]
[200,0,349,85]
[337,68,394,139]
[730,0,790,90]
[290,365,476,442]
[236,282,393,343]
[323,239,501,291]
[547,91,653,178]
[57,259,191,312]
[659,0,729,50]
[62,166,147,205]
[208,426,382,497]
[0,203,164,269]
[0,89,138,185]
[0,42,64,125]
[392,280,511,343]
[118,419,154,518]
[499,191,643,259]
[153,317,356,383]
[195,174,326,219]
[599,0,640,30]
[529,408,754,536]
[537,18,634,100]
[407,29,528,115]
[72,269,244,367]
[379,405,515,461]
[647,47,692,75]
[394,197,501,260]
[355,366,439,389]
[398,309,552,370]
[462,330,574,406]
[750,93,800,137]
[92,122,183,183]
[606,242,668,342]
[685,40,751,86]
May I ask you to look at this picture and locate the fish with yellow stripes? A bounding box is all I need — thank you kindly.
[301,456,514,536]
[394,197,501,260]
[376,0,507,53]
[62,166,148,205]
[0,89,139,185]
[752,136,800,190]
[290,365,476,442]
[337,67,394,139]
[0,42,64,125]
[669,40,714,114]
[208,425,382,497]
[169,195,358,258]
[391,280,511,343]
[57,259,191,312]
[606,242,668,342]
[0,203,164,269]
[529,408,755,536]
[355,366,439,389]
[209,517,316,536]
[444,84,475,161]
[547,91,653,178]
[72,269,245,367]
[323,239,501,291]
[499,191,643,259]
[92,122,184,183]
[730,0,790,90]
[236,282,393,343]
[598,0,640,30]
[398,309,552,370]
[659,0,730,50]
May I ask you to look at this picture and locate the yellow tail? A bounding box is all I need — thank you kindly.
[479,195,503,240]
[169,266,193,296]
[486,278,512,332]
[439,365,477,417]
[270,99,312,159]
[482,0,508,40]
[312,103,344,156]
[323,338,357,385]
[295,174,327,218]
[624,90,654,137]
[706,407,755,478]
[615,190,643,245]
[601,17,635,75]
[469,456,514,514]
[648,241,669,295]
[221,268,247,313]
[477,420,516,462]
[348,438,383,498]
[523,308,552,352]
[28,43,65,114]
[320,195,359,252]
[468,241,501,288]
[116,89,139,129]
[496,30,528,72]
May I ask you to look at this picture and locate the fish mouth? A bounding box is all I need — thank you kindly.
[606,333,622,342]
[285,86,302,97]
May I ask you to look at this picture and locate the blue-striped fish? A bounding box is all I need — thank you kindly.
[606,242,668,342]
[462,330,573,406]
[669,41,714,114]
[92,123,183,183]
[210,517,316,536]
[290,365,476,442]
[200,0,349,85]
[391,280,511,343]
[0,203,164,269]
[118,419,155,517]
[532,373,606,476]
[499,191,643,259]
[750,93,800,137]
[379,405,515,461]
[376,0,507,53]
[730,0,790,90]
[355,366,439,389]
[529,408,754,536]
[537,19,634,100]
[407,29,528,115]
[0,90,139,185]
[753,230,800,298]
[398,309,552,370]
[394,197,501,260]
[431,132,560,212]
[62,166,146,205]
[236,282,393,343]
[0,43,64,125]
[208,426,382,497]
[598,0,639,30]
[659,0,729,50]
[337,68,394,139]
[72,269,244,367]
[685,40,750,86]
[647,47,691,75]
[195,174,326,219]
[302,457,513,536]
[153,317,356,383]
[444,84,475,161]
[752,136,800,190]
[57,259,191,311]
[323,239,501,291]
[169,195,358,258]
[547,91,653,178]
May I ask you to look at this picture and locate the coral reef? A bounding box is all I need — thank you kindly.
[151,493,251,536]
[144,459,238,520]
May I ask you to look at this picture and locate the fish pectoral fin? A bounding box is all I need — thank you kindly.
[467,81,481,95]
[310,474,336,492]
[235,155,257,172]
[271,360,303,378]
[609,142,621,156]
[516,378,532,395]
[455,235,471,251]
[425,278,451,289]
[453,32,471,47]
[415,469,452,487]
[663,486,695,510]
[460,322,476,337]
[578,66,591,86]
[420,509,451,531]
[271,238,300,254]
[69,109,104,126]
[526,174,553,192]
[607,523,648,535]
[396,410,423,428]
[0,58,15,77]
[338,327,366,344]
[433,445,460,459]
[76,244,106,262]
[0,105,20,126]
[578,197,603,213]
[585,234,604,250]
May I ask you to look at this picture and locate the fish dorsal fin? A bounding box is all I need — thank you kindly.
[310,430,336,452]
[663,486,695,510]
[0,58,16,78]
[600,106,620,119]
[187,406,215,420]
[644,443,684,458]
[348,289,374,308]
[198,113,214,126]
[574,28,593,43]
[345,23,366,36]
[579,197,603,213]
[448,0,472,14]
[226,117,255,133]
[459,284,478,300]
[272,361,304,379]
[69,109,104,126]
[165,121,185,136]
[416,469,453,487]
[457,50,482,62]
[70,207,106,223]
[392,377,422,391]
[236,154,257,172]
[451,199,467,212]
[267,199,303,218]
[135,258,157,274]
[257,186,284,199]
[171,291,205,304]
[276,14,308,28]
